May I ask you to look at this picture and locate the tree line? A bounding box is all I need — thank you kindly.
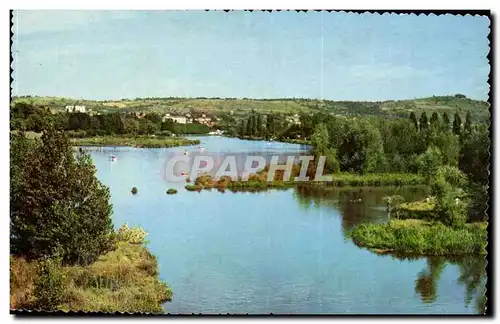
[10,102,210,136]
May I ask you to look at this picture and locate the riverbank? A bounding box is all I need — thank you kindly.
[71,135,200,148]
[10,224,172,314]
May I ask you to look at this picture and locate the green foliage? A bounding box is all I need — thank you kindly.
[419,112,428,130]
[409,111,418,130]
[166,188,178,195]
[351,220,487,256]
[453,112,462,136]
[34,258,65,311]
[442,112,450,131]
[70,135,199,148]
[10,129,116,265]
[416,146,443,180]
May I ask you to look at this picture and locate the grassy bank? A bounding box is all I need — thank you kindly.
[71,135,199,148]
[10,224,172,314]
[351,219,487,256]
[185,171,425,193]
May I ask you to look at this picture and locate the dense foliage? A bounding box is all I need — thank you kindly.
[10,129,115,265]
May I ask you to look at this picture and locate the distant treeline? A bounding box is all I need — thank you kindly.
[10,102,210,136]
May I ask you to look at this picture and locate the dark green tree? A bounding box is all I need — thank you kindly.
[442,112,451,131]
[256,114,263,136]
[429,112,440,128]
[464,111,473,135]
[409,111,419,130]
[10,129,115,265]
[453,112,462,136]
[419,112,428,130]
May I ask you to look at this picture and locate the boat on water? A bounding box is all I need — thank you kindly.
[109,155,117,162]
[184,150,189,156]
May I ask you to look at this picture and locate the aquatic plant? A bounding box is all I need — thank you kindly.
[351,219,487,256]
[166,188,178,195]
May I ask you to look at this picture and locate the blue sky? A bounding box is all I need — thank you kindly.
[12,11,490,101]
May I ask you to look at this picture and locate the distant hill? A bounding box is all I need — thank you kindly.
[11,95,490,122]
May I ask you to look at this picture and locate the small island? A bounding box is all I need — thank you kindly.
[71,135,200,148]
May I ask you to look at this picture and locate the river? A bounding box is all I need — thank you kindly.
[87,136,486,314]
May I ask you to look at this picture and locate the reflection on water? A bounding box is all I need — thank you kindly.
[294,185,429,234]
[293,185,487,314]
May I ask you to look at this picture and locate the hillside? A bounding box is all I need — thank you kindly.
[12,95,490,122]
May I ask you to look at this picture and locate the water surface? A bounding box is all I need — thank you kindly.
[87,136,486,314]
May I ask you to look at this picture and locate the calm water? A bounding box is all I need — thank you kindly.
[87,136,486,314]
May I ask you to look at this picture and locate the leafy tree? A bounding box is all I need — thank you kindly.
[464,111,473,135]
[256,114,263,136]
[429,112,440,128]
[419,112,428,130]
[266,114,275,137]
[453,112,462,136]
[442,112,450,131]
[10,129,115,265]
[123,118,140,134]
[409,111,418,130]
[238,119,246,136]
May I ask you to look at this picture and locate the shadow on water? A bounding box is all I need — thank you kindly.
[293,185,486,314]
[393,254,486,314]
[294,185,429,234]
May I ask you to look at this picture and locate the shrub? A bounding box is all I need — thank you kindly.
[34,258,65,311]
[166,188,178,195]
[185,184,202,191]
[117,223,148,245]
[10,129,115,265]
[131,187,138,195]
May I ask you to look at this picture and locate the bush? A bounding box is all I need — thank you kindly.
[185,184,202,191]
[131,187,138,195]
[117,223,147,244]
[34,258,65,311]
[10,129,115,265]
[166,188,178,195]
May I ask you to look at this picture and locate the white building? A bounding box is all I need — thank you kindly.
[65,105,86,113]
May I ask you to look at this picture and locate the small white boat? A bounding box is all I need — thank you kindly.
[109,155,117,162]
[184,150,189,156]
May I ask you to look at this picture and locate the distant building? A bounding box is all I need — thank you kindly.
[65,105,86,113]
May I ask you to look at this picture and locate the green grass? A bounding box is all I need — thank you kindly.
[70,135,200,148]
[185,172,426,193]
[10,224,173,314]
[351,219,487,256]
[392,199,436,220]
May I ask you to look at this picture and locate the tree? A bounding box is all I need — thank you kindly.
[266,114,275,137]
[442,112,450,131]
[238,119,246,136]
[256,114,263,136]
[409,111,419,130]
[453,112,462,136]
[10,129,115,265]
[429,112,440,128]
[419,112,428,130]
[464,111,473,135]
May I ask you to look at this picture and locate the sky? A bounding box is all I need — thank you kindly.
[11,11,490,101]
